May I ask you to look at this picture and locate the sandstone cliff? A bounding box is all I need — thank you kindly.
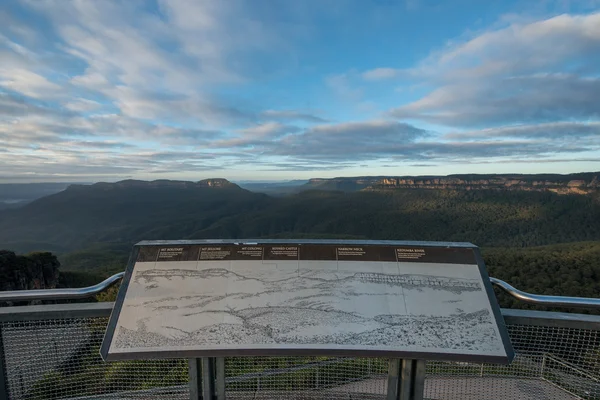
[0,251,60,295]
[366,175,600,195]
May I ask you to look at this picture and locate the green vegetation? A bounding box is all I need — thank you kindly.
[485,241,600,313]
[0,250,60,293]
[56,241,600,312]
[1,182,600,254]
[1,179,600,398]
[28,320,188,399]
[1,180,599,308]
[59,243,131,275]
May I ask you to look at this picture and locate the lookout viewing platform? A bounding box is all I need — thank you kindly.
[1,274,599,400]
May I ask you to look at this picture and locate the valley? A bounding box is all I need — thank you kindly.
[1,173,599,311]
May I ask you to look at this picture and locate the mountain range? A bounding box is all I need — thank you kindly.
[1,173,599,259]
[301,172,600,194]
[1,173,600,310]
[0,182,77,210]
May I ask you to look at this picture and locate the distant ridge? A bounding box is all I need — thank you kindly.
[0,177,265,253]
[67,178,239,191]
[301,172,600,195]
[1,171,600,254]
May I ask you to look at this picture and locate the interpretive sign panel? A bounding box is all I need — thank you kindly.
[101,240,514,363]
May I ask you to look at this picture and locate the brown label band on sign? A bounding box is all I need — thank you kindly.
[155,246,200,262]
[199,246,234,261]
[395,248,427,261]
[234,246,264,260]
[182,246,201,261]
[396,247,477,265]
[264,246,299,260]
[136,246,160,262]
[299,245,337,261]
[337,246,397,262]
[157,247,185,262]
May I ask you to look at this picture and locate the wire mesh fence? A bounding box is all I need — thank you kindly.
[0,317,188,400]
[1,308,600,399]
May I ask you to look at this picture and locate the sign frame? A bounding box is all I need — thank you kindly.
[100,239,514,364]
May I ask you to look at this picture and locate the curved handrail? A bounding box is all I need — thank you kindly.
[1,272,599,308]
[490,277,600,309]
[0,272,124,302]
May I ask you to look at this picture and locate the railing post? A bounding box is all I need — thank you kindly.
[190,357,224,400]
[387,359,401,400]
[398,359,414,400]
[202,357,216,400]
[540,353,547,379]
[387,359,425,400]
[412,360,426,400]
[216,357,226,399]
[0,326,9,400]
[188,358,202,400]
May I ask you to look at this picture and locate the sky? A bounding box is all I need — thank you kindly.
[1,0,600,183]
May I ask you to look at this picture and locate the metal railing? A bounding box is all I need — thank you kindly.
[490,277,600,309]
[1,304,599,400]
[2,272,600,310]
[2,274,600,399]
[0,273,124,302]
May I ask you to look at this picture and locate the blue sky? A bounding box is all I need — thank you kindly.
[1,0,600,182]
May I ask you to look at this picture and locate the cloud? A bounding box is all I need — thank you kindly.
[64,140,138,149]
[461,157,600,165]
[420,12,600,80]
[0,93,228,156]
[64,98,102,112]
[254,162,355,172]
[244,119,599,164]
[10,0,289,128]
[0,144,226,182]
[387,12,600,128]
[213,122,300,148]
[0,68,61,98]
[0,92,70,118]
[239,122,299,138]
[267,120,431,160]
[445,121,600,140]
[260,109,327,123]
[390,73,600,127]
[2,3,600,181]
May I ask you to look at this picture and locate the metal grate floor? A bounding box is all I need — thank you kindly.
[63,377,580,400]
[330,376,579,400]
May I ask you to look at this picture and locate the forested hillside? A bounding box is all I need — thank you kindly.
[0,250,60,303]
[0,179,271,253]
[1,178,599,306]
[3,242,599,314]
[1,180,599,255]
[485,241,600,312]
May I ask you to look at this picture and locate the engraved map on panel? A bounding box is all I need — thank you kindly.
[108,244,506,358]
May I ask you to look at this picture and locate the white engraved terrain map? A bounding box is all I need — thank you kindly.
[106,244,508,360]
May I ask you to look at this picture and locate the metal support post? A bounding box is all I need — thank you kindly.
[188,359,202,400]
[412,359,426,400]
[215,357,226,399]
[387,359,425,400]
[540,353,547,378]
[387,359,401,400]
[202,357,216,400]
[398,359,414,400]
[0,327,9,400]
